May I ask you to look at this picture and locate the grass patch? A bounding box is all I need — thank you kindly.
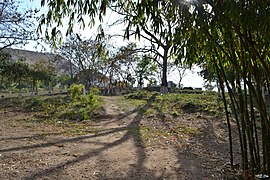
[125,90,224,117]
[1,94,104,122]
[43,94,104,121]
[139,124,200,146]
[17,117,97,136]
[0,91,104,136]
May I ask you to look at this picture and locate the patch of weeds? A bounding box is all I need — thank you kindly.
[47,94,103,121]
[19,116,55,126]
[175,126,200,136]
[124,91,223,117]
[11,86,104,122]
[143,107,157,115]
[152,92,224,117]
[35,85,104,122]
[171,109,180,116]
[139,124,200,146]
[181,102,199,113]
[18,115,97,136]
[139,125,167,145]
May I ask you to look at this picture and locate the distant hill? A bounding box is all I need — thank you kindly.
[0,48,70,74]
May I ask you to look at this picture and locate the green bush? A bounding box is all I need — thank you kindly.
[89,87,100,95]
[68,84,84,99]
[55,93,101,121]
[46,87,103,121]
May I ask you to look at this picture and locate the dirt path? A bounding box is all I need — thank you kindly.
[0,96,238,179]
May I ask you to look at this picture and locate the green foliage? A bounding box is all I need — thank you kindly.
[68,84,84,99]
[0,54,31,89]
[46,92,102,121]
[0,54,64,92]
[1,93,102,121]
[0,54,10,79]
[57,34,107,88]
[185,0,270,174]
[156,93,223,116]
[40,0,192,93]
[110,96,146,112]
[89,86,101,95]
[0,96,23,109]
[57,74,73,88]
[135,55,158,87]
[40,0,270,175]
[0,83,102,121]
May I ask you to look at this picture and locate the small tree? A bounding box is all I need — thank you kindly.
[56,34,104,89]
[135,54,157,88]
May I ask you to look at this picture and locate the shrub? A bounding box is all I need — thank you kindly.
[47,86,103,121]
[89,87,100,95]
[68,84,84,99]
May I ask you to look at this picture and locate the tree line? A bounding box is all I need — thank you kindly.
[0,53,62,93]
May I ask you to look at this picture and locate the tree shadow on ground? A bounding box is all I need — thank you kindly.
[1,94,170,179]
[175,117,241,179]
[0,94,236,179]
[0,132,65,142]
[148,98,238,179]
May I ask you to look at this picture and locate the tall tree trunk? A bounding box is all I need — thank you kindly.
[161,49,168,94]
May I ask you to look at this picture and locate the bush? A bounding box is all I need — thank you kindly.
[89,87,100,95]
[55,93,101,121]
[68,84,84,99]
[44,86,103,121]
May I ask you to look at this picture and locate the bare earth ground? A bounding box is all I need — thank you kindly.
[0,96,240,180]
